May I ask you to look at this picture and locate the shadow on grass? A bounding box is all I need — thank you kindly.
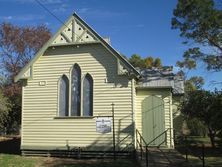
[176,145,222,158]
[216,138,222,147]
[175,136,222,167]
[0,136,20,155]
[0,136,138,167]
[42,158,138,167]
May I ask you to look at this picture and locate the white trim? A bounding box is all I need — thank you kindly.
[170,92,174,148]
[21,85,24,146]
[57,77,60,117]
[14,15,74,82]
[131,79,136,148]
[15,13,140,82]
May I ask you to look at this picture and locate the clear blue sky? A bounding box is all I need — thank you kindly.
[0,0,221,89]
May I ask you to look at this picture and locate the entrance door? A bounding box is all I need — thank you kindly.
[142,95,165,146]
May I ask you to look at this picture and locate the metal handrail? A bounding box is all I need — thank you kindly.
[136,129,149,167]
[136,128,174,167]
[136,129,148,146]
[183,136,205,167]
[147,128,173,146]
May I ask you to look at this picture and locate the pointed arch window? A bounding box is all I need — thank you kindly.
[83,74,93,116]
[59,75,69,117]
[71,64,81,116]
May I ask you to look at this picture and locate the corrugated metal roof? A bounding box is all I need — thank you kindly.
[137,67,184,95]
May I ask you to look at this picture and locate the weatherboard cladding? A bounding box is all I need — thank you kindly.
[22,44,134,150]
[17,13,138,151]
[17,12,179,151]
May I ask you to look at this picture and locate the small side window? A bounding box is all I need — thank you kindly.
[59,75,69,116]
[83,74,93,116]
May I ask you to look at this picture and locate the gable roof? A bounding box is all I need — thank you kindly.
[14,13,140,82]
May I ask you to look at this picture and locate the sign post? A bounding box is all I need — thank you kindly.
[111,103,116,160]
[95,103,115,160]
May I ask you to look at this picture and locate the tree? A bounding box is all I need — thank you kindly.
[144,56,153,68]
[0,89,10,134]
[128,54,145,69]
[172,0,222,71]
[0,23,51,77]
[177,75,206,137]
[129,55,162,69]
[184,76,204,92]
[153,58,162,68]
[0,23,51,134]
[181,90,222,147]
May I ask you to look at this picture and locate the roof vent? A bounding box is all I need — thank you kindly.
[103,37,111,45]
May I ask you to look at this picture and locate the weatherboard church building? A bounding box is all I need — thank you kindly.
[15,13,184,155]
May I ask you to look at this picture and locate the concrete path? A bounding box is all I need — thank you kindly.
[137,148,189,167]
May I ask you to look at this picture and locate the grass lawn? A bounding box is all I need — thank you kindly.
[176,136,222,167]
[0,136,139,167]
[185,155,222,167]
[0,154,139,167]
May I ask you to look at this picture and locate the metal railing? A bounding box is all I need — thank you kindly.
[147,128,174,147]
[136,129,149,167]
[135,128,174,167]
[183,136,206,167]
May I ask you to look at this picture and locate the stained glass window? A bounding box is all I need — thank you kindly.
[83,74,93,116]
[71,64,81,116]
[59,75,69,116]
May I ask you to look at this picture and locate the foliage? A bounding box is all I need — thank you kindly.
[128,54,146,69]
[184,76,204,92]
[176,136,222,167]
[172,0,222,71]
[181,89,222,147]
[128,54,162,69]
[0,89,10,134]
[0,23,51,77]
[0,23,51,134]
[186,118,207,136]
[144,56,153,68]
[153,58,162,68]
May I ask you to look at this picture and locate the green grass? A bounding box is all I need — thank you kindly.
[0,154,139,167]
[185,136,220,146]
[0,137,139,167]
[183,155,222,167]
[176,136,222,167]
[0,154,41,167]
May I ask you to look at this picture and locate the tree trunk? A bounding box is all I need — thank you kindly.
[208,127,216,148]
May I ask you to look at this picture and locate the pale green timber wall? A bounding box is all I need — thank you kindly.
[21,44,134,151]
[135,89,174,148]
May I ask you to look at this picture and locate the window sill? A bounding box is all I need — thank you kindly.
[54,116,95,119]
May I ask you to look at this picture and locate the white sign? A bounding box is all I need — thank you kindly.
[96,117,112,133]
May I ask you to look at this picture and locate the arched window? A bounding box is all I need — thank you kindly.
[59,75,69,116]
[83,74,93,116]
[71,64,81,116]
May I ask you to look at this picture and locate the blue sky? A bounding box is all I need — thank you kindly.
[0,0,221,89]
